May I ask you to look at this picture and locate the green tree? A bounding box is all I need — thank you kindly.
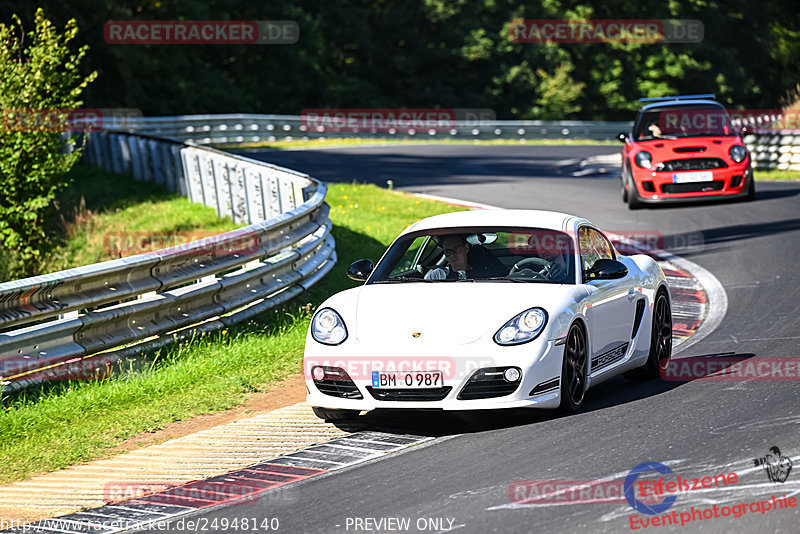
[0,8,96,276]
[534,63,585,119]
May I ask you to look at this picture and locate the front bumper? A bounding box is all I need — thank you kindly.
[304,339,565,412]
[631,163,752,202]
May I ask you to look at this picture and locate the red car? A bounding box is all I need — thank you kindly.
[618,95,755,209]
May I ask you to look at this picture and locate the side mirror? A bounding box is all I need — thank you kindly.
[584,258,628,282]
[617,132,629,143]
[347,259,374,282]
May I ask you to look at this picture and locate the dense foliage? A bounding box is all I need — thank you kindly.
[1,1,797,119]
[0,9,96,276]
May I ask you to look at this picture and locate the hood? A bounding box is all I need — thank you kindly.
[636,136,743,163]
[343,282,583,345]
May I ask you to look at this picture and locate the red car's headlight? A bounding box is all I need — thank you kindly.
[634,151,653,169]
[729,145,747,163]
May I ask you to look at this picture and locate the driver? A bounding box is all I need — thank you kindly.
[425,234,498,280]
[540,249,569,282]
[642,121,662,138]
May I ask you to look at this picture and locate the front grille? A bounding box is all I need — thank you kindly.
[657,158,727,171]
[458,367,521,400]
[366,387,452,401]
[313,366,363,399]
[661,181,725,194]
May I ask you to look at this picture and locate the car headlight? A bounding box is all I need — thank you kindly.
[634,151,652,169]
[311,308,348,345]
[729,145,747,163]
[494,308,548,346]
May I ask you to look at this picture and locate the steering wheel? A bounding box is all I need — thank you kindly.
[509,257,549,280]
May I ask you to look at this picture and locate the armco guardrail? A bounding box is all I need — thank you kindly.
[112,113,631,143]
[744,132,800,171]
[114,114,800,171]
[0,130,335,390]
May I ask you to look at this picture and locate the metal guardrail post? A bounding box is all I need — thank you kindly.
[117,134,132,175]
[171,144,186,195]
[128,136,142,180]
[149,139,164,186]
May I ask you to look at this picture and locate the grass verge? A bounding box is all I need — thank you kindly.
[0,181,465,484]
[755,168,800,181]
[43,164,239,274]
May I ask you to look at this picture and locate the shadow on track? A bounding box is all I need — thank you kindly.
[657,216,800,259]
[242,146,619,188]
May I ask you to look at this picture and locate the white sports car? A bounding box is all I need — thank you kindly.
[304,210,672,420]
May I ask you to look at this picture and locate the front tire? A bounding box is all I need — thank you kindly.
[312,407,360,421]
[745,173,756,201]
[627,180,644,210]
[558,323,588,412]
[620,162,630,203]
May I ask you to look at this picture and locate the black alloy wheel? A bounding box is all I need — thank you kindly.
[645,291,672,378]
[559,323,588,412]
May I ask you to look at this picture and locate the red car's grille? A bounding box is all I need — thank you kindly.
[657,158,728,171]
[661,181,725,194]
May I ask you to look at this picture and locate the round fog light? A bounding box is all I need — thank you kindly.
[312,366,326,381]
[503,368,521,382]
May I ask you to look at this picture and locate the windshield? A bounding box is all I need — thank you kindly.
[634,104,735,139]
[368,227,575,284]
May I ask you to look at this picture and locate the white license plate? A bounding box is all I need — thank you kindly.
[672,171,713,183]
[371,371,443,388]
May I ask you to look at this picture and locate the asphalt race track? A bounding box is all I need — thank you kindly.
[156,145,800,533]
